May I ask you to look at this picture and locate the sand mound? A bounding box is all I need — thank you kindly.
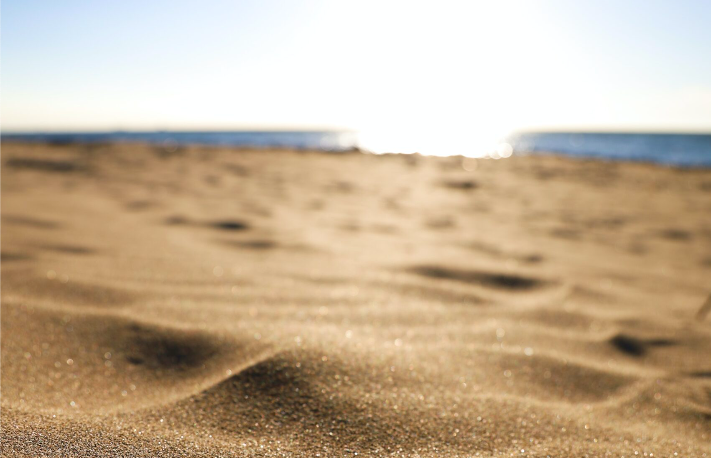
[1,301,267,414]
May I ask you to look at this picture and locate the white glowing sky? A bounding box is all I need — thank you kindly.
[3,0,711,153]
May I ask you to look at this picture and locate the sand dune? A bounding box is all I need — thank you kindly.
[2,142,710,456]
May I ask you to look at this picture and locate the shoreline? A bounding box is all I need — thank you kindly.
[3,139,711,171]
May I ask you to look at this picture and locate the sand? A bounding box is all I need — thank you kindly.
[1,141,710,457]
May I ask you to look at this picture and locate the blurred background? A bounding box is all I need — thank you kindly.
[2,0,710,162]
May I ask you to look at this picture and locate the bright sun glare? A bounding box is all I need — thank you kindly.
[310,1,570,156]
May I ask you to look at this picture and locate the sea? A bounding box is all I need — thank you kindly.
[2,130,711,168]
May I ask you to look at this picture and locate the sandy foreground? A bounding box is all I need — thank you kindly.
[1,142,710,457]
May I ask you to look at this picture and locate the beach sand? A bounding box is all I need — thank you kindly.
[1,142,710,457]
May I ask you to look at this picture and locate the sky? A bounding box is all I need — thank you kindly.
[2,0,710,152]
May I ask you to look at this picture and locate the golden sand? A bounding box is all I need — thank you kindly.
[1,142,710,457]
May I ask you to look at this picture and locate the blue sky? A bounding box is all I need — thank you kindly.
[2,0,710,141]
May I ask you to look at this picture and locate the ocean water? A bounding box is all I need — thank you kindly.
[1,131,359,152]
[3,130,711,167]
[504,132,711,167]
